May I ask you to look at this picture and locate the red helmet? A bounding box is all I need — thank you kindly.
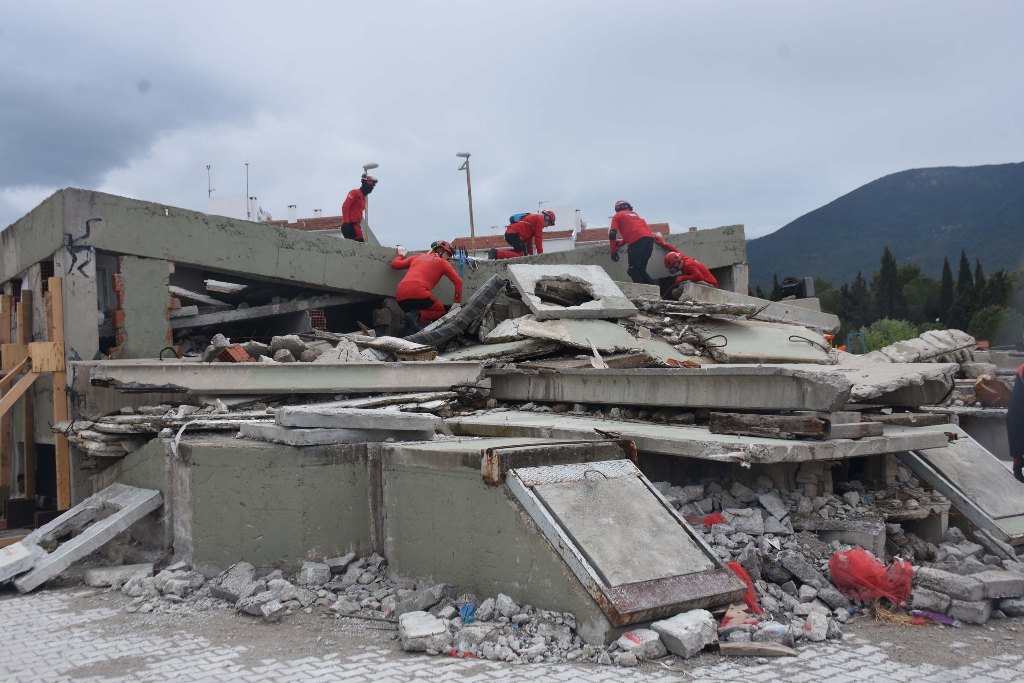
[614,200,632,212]
[431,239,454,256]
[540,209,556,226]
[664,252,683,270]
[361,174,378,186]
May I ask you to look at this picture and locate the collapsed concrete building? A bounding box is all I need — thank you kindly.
[2,187,1023,662]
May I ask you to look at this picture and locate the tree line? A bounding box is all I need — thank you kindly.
[756,248,1024,350]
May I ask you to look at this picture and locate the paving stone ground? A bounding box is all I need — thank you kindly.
[2,587,1023,682]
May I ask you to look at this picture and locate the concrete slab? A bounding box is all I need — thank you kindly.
[636,338,702,366]
[15,483,163,592]
[487,366,853,412]
[239,422,435,445]
[439,339,561,362]
[516,318,641,353]
[449,411,949,463]
[614,281,660,299]
[171,294,369,330]
[0,542,44,584]
[88,360,484,395]
[824,360,957,405]
[685,320,833,364]
[863,329,976,363]
[535,474,715,586]
[274,405,445,432]
[675,282,840,333]
[507,264,637,320]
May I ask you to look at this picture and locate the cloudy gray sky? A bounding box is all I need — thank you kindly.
[2,1,1022,247]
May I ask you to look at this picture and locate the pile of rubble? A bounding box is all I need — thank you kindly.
[200,333,438,364]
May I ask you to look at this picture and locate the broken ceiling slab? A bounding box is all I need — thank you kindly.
[89,360,484,395]
[507,264,637,320]
[449,412,949,464]
[0,543,44,584]
[14,483,163,592]
[635,298,758,318]
[613,281,660,299]
[862,329,976,364]
[635,337,706,366]
[759,361,957,406]
[487,366,853,412]
[167,285,231,309]
[204,279,248,295]
[672,282,841,333]
[275,405,445,432]
[239,422,433,445]
[683,319,833,364]
[326,392,457,408]
[482,316,533,344]
[517,318,641,354]
[171,294,370,330]
[518,352,657,370]
[440,339,561,363]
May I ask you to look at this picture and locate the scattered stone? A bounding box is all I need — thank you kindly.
[615,629,667,660]
[998,597,1024,617]
[971,570,1024,599]
[651,609,717,659]
[914,567,984,602]
[495,593,518,618]
[84,563,153,588]
[211,562,257,603]
[272,349,296,363]
[399,611,451,652]
[614,652,639,667]
[758,492,789,520]
[948,598,993,625]
[777,550,826,588]
[325,553,357,575]
[297,562,331,586]
[237,590,277,616]
[476,597,495,621]
[261,599,286,623]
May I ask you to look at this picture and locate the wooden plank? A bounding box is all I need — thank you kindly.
[0,534,26,548]
[0,372,40,417]
[17,292,34,500]
[0,358,28,392]
[0,294,10,504]
[47,277,72,511]
[27,342,65,373]
[0,343,28,372]
[709,412,826,440]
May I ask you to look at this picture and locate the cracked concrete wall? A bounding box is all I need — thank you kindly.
[115,255,171,359]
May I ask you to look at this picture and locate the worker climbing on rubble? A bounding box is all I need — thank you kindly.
[661,241,719,296]
[340,174,378,242]
[490,210,556,259]
[1008,363,1024,482]
[608,200,658,284]
[391,240,463,334]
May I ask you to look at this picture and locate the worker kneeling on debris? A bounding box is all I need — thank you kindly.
[661,241,718,296]
[391,240,462,333]
[491,210,555,259]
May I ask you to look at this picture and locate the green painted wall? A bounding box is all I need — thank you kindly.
[116,255,171,358]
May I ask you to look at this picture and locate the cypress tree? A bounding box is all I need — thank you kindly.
[974,260,987,305]
[939,257,954,317]
[875,246,903,319]
[957,250,973,296]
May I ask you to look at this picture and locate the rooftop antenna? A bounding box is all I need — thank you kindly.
[245,162,250,219]
[206,165,215,198]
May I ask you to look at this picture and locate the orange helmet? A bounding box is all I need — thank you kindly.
[664,252,683,270]
[540,209,556,226]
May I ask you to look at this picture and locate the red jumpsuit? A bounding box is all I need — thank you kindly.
[341,188,367,241]
[660,239,719,288]
[390,253,463,323]
[495,214,546,259]
[609,210,654,254]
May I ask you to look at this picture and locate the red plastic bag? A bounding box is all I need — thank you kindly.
[828,548,913,604]
[685,512,726,529]
[726,561,764,615]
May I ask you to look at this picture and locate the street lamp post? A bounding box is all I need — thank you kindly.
[362,162,379,233]
[456,153,476,253]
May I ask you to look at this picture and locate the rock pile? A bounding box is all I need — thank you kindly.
[202,334,385,364]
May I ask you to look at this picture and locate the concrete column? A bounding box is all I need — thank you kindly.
[52,247,100,363]
[115,256,172,359]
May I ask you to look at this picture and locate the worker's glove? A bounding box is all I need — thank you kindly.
[396,247,408,257]
[610,252,620,262]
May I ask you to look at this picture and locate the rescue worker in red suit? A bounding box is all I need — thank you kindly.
[491,210,556,259]
[1007,363,1024,482]
[608,200,657,284]
[661,242,719,297]
[340,174,378,242]
[390,240,463,334]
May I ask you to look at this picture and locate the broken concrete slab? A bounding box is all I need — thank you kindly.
[450,412,948,464]
[399,611,451,652]
[440,339,561,363]
[914,567,984,602]
[507,264,637,320]
[487,366,853,412]
[168,285,231,309]
[88,360,484,395]
[673,282,840,333]
[171,294,370,330]
[239,422,435,445]
[274,405,445,432]
[682,319,833,364]
[0,542,44,584]
[14,484,163,593]
[821,360,957,405]
[636,337,703,366]
[971,570,1024,599]
[614,281,660,300]
[863,329,976,364]
[482,316,532,343]
[83,563,153,588]
[516,318,641,353]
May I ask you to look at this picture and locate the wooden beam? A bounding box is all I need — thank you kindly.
[0,358,29,391]
[47,277,71,511]
[0,294,10,505]
[0,371,40,418]
[708,411,827,440]
[17,292,35,500]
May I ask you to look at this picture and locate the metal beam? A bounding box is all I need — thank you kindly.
[86,360,484,395]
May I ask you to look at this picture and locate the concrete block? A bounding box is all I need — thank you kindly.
[239,423,434,445]
[911,587,952,613]
[14,484,163,593]
[948,598,993,625]
[237,590,277,615]
[758,492,789,520]
[802,612,828,642]
[210,562,256,603]
[971,570,1024,599]
[651,609,718,659]
[0,542,44,584]
[267,578,298,602]
[325,553,356,574]
[275,405,444,432]
[296,562,331,586]
[998,598,1024,617]
[777,550,827,589]
[723,509,764,535]
[615,629,668,660]
[914,567,984,602]
[507,264,637,320]
[394,584,446,617]
[516,317,641,353]
[399,611,451,652]
[260,598,286,622]
[83,563,153,588]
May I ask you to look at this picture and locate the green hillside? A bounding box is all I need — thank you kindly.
[747,163,1024,288]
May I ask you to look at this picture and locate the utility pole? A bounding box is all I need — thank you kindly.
[245,162,250,220]
[206,165,215,199]
[456,153,476,252]
[362,162,379,235]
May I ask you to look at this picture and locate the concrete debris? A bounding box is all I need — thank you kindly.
[516,317,641,353]
[83,563,153,588]
[651,609,718,659]
[399,611,452,652]
[615,629,667,660]
[238,422,435,445]
[862,329,976,364]
[275,405,445,433]
[506,264,637,320]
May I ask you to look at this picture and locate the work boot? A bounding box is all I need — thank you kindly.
[398,311,421,336]
[488,248,498,260]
